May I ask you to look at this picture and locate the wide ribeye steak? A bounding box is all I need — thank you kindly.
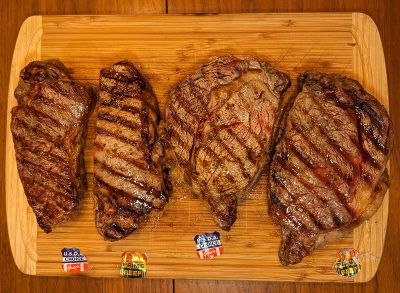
[164,55,290,230]
[94,60,168,241]
[269,71,393,265]
[11,60,95,233]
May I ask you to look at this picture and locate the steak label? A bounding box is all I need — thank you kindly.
[61,247,89,273]
[194,231,224,260]
[120,252,148,278]
[333,248,361,277]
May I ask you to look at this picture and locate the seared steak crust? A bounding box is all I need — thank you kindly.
[11,60,95,233]
[164,55,290,230]
[94,60,168,241]
[269,71,393,265]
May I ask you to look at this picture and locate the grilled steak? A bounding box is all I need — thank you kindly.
[11,60,95,233]
[94,60,168,241]
[163,55,290,230]
[269,71,393,265]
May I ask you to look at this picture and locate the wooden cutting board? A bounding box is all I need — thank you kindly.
[6,13,389,282]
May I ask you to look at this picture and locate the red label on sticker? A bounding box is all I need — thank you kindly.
[61,248,89,273]
[194,232,224,260]
[196,246,224,260]
[61,262,89,273]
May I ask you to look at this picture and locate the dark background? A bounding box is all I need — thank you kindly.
[1,1,399,292]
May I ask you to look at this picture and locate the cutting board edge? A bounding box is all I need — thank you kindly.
[6,15,43,276]
[5,13,389,282]
[351,12,389,283]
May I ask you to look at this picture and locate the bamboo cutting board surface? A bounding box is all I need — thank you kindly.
[6,13,389,282]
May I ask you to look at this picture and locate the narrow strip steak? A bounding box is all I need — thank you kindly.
[269,71,393,265]
[94,60,168,241]
[164,55,290,230]
[11,60,95,233]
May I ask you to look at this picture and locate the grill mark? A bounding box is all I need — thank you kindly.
[94,185,121,210]
[272,166,328,231]
[291,119,353,182]
[30,196,70,220]
[288,141,354,217]
[19,152,69,178]
[95,177,155,208]
[332,214,347,226]
[21,172,74,204]
[137,97,152,167]
[49,194,76,213]
[314,121,373,184]
[344,89,388,154]
[212,134,252,179]
[358,116,388,155]
[233,117,266,148]
[97,112,141,131]
[186,80,209,109]
[96,127,143,149]
[94,160,161,200]
[225,126,260,164]
[276,140,355,227]
[301,101,375,184]
[274,152,338,229]
[24,186,48,207]
[270,174,318,232]
[100,85,158,115]
[24,105,63,128]
[197,118,258,178]
[94,140,156,173]
[166,85,206,169]
[109,223,126,235]
[100,101,142,115]
[213,176,230,200]
[12,135,67,163]
[269,193,304,232]
[309,93,357,134]
[288,137,342,194]
[46,80,73,98]
[38,86,76,115]
[19,158,72,189]
[354,126,374,188]
[24,148,67,165]
[95,180,154,214]
[171,89,204,123]
[169,129,192,165]
[327,88,388,155]
[307,94,360,155]
[100,102,158,131]
[13,116,57,142]
[167,104,196,136]
[193,143,238,188]
[299,96,375,177]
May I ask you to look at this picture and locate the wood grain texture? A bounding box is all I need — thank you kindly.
[6,15,42,276]
[170,1,400,293]
[0,1,172,293]
[4,12,390,283]
[0,0,399,292]
[351,13,389,283]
